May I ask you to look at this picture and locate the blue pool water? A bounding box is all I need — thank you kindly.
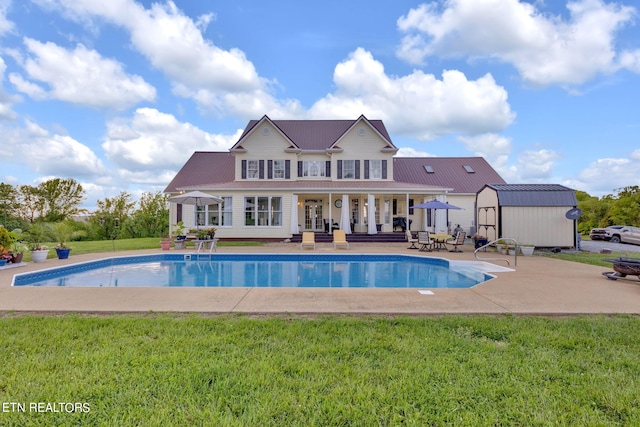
[12,254,493,288]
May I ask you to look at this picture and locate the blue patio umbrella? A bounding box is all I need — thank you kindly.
[410,199,462,210]
[411,199,463,232]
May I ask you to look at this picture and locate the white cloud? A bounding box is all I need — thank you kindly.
[0,0,14,36]
[102,108,241,183]
[9,38,156,109]
[516,148,562,180]
[458,133,512,174]
[0,56,18,120]
[573,155,640,194]
[36,0,301,118]
[2,120,108,177]
[310,48,515,140]
[397,0,637,87]
[395,147,435,157]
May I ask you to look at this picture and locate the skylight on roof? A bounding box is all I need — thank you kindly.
[424,165,434,173]
[463,165,475,173]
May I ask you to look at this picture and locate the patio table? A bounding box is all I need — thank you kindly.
[430,233,452,251]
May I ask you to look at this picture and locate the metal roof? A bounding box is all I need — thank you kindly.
[482,184,577,206]
[238,116,394,151]
[164,153,505,195]
[393,157,506,194]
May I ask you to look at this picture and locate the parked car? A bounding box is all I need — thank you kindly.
[589,225,624,241]
[590,225,640,244]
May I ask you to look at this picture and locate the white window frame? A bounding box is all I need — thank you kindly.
[342,160,355,179]
[244,196,282,227]
[247,160,259,179]
[196,197,233,227]
[369,160,382,179]
[303,161,326,178]
[273,160,285,179]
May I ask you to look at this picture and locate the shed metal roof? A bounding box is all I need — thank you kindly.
[483,184,577,206]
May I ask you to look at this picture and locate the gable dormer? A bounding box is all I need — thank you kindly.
[330,116,397,181]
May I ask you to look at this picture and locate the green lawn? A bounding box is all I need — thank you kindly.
[22,238,264,261]
[1,314,639,426]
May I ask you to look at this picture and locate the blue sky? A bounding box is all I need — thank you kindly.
[1,0,639,210]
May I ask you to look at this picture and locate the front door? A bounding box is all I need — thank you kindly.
[304,200,323,231]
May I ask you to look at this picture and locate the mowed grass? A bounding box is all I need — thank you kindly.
[1,314,639,426]
[23,238,264,261]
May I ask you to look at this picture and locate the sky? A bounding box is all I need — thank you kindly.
[1,0,639,211]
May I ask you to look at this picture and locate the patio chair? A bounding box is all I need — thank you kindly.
[406,230,418,249]
[333,230,349,249]
[446,231,466,253]
[417,231,433,252]
[301,232,316,250]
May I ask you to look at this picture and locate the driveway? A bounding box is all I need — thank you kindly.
[580,239,640,254]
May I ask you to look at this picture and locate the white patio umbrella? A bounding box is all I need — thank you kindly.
[168,190,223,206]
[367,194,377,235]
[169,191,224,229]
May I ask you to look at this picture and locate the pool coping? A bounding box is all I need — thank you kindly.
[1,242,639,315]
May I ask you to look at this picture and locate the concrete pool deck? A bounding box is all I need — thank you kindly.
[0,242,639,315]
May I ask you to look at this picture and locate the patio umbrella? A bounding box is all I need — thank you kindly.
[169,191,224,230]
[411,199,462,232]
[411,199,462,210]
[339,194,351,234]
[168,191,223,206]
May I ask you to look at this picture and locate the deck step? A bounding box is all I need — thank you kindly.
[290,232,407,243]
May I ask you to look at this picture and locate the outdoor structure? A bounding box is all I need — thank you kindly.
[475,184,579,248]
[164,115,505,240]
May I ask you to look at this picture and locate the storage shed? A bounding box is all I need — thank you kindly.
[475,184,578,248]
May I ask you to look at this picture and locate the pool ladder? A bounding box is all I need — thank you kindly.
[474,238,518,267]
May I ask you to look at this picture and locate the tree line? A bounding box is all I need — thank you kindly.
[1,178,638,242]
[0,178,169,242]
[576,186,640,233]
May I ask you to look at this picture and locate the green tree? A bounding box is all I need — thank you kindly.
[125,191,169,238]
[37,178,86,222]
[16,178,86,223]
[92,192,136,240]
[0,183,19,227]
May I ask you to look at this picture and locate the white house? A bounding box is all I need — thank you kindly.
[164,115,506,240]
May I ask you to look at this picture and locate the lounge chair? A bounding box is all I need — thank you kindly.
[301,232,315,250]
[406,230,418,249]
[447,231,466,252]
[417,231,433,252]
[333,230,349,249]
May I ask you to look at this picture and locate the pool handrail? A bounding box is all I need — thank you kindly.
[474,237,518,267]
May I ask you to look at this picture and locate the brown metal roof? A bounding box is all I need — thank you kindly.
[238,116,393,151]
[393,157,506,194]
[165,153,502,194]
[179,179,448,193]
[164,152,235,193]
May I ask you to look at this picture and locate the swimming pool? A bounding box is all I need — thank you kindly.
[12,254,494,288]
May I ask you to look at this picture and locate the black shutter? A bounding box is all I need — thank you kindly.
[268,160,273,179]
[337,160,343,179]
[259,160,264,179]
[298,161,303,177]
[364,160,370,179]
[177,204,183,222]
[325,161,331,178]
[355,160,360,179]
[382,160,387,179]
[285,160,290,179]
[241,160,247,179]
